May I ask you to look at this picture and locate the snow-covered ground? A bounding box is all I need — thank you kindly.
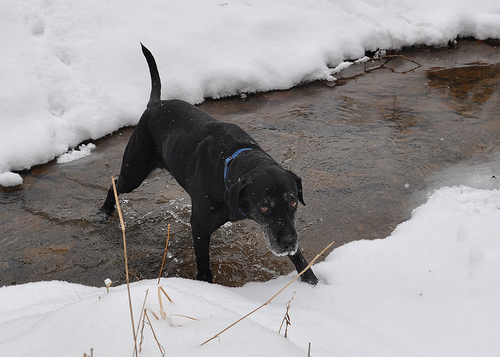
[1,0,500,185]
[2,1,500,356]
[1,177,500,356]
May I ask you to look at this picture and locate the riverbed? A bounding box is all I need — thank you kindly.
[1,39,499,287]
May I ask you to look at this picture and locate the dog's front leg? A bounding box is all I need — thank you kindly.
[190,216,213,282]
[192,234,212,282]
[288,251,319,285]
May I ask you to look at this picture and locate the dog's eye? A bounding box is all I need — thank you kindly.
[259,205,269,213]
[290,200,298,209]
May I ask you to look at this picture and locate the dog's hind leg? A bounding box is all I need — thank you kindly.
[98,127,159,216]
[99,181,119,216]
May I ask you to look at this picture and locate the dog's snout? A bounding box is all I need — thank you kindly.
[280,234,297,251]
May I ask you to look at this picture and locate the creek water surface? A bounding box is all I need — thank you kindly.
[1,39,499,287]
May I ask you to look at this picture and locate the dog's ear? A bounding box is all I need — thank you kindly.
[297,176,305,206]
[286,170,306,206]
[224,179,248,220]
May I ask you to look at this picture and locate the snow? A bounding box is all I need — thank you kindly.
[0,172,23,187]
[1,181,500,356]
[1,0,500,185]
[56,143,96,164]
[2,1,500,355]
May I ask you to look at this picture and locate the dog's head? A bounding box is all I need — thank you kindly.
[225,166,305,256]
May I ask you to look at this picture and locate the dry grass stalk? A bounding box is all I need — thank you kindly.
[111,176,138,356]
[158,286,174,321]
[157,286,197,326]
[278,292,296,338]
[170,314,198,321]
[138,307,147,352]
[158,288,168,320]
[158,224,171,284]
[150,310,160,320]
[159,286,173,303]
[200,240,335,346]
[144,309,166,356]
[135,289,150,350]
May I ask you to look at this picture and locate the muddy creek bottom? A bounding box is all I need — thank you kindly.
[1,40,500,287]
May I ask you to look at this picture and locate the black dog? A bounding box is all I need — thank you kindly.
[99,44,318,285]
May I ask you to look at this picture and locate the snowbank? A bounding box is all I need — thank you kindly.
[2,1,500,354]
[1,0,500,185]
[1,184,500,356]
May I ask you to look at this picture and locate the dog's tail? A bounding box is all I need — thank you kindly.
[141,43,161,108]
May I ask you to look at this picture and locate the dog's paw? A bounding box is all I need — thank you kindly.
[196,271,214,283]
[95,206,114,221]
[300,269,319,285]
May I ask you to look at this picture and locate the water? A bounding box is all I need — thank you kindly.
[1,39,499,287]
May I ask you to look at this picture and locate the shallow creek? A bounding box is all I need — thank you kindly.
[1,39,499,287]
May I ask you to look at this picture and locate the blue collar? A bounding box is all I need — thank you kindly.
[224,148,252,190]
